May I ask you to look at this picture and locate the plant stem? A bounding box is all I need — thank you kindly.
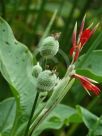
[24,91,39,136]
[66,124,78,136]
[39,10,57,41]
[33,0,47,33]
[60,0,78,49]
[0,0,6,19]
[29,78,75,136]
[23,0,32,22]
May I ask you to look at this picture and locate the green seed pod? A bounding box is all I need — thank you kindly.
[32,62,42,78]
[37,70,57,92]
[39,36,59,58]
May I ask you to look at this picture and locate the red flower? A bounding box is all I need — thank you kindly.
[70,15,99,62]
[73,73,100,95]
[80,29,91,45]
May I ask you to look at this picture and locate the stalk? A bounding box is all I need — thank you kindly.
[28,78,75,136]
[0,0,6,19]
[24,91,39,136]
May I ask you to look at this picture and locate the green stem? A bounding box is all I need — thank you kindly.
[23,0,32,22]
[9,0,20,24]
[0,0,6,19]
[60,0,78,49]
[39,10,57,41]
[24,91,39,136]
[87,96,101,110]
[66,124,78,136]
[57,0,65,16]
[77,0,94,22]
[29,78,75,136]
[33,0,47,33]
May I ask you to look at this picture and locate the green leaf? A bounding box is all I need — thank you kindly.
[76,105,102,136]
[93,116,102,136]
[76,50,102,80]
[0,98,16,135]
[77,105,98,129]
[0,17,37,135]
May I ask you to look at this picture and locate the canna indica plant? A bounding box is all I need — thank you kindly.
[0,15,101,136]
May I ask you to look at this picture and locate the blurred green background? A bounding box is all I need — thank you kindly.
[0,0,102,136]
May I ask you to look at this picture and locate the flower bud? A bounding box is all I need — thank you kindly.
[39,36,59,58]
[32,62,42,78]
[37,70,57,92]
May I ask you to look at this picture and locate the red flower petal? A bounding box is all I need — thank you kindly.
[77,15,86,44]
[70,46,81,62]
[70,46,80,61]
[74,48,80,61]
[73,74,100,95]
[70,22,77,57]
[80,29,91,46]
[70,47,74,56]
[72,22,77,48]
[80,79,100,95]
[90,23,99,36]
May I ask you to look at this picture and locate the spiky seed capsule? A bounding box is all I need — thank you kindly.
[39,36,59,58]
[32,62,42,78]
[37,70,57,92]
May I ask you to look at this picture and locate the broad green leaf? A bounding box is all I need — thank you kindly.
[76,50,102,80]
[92,116,102,136]
[0,98,16,136]
[33,104,76,136]
[77,106,102,135]
[77,105,98,129]
[76,105,102,136]
[0,17,37,135]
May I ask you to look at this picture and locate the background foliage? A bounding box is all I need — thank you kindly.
[0,0,102,136]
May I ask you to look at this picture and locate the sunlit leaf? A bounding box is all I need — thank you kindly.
[0,17,37,135]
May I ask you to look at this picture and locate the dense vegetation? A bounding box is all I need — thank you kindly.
[0,0,102,136]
